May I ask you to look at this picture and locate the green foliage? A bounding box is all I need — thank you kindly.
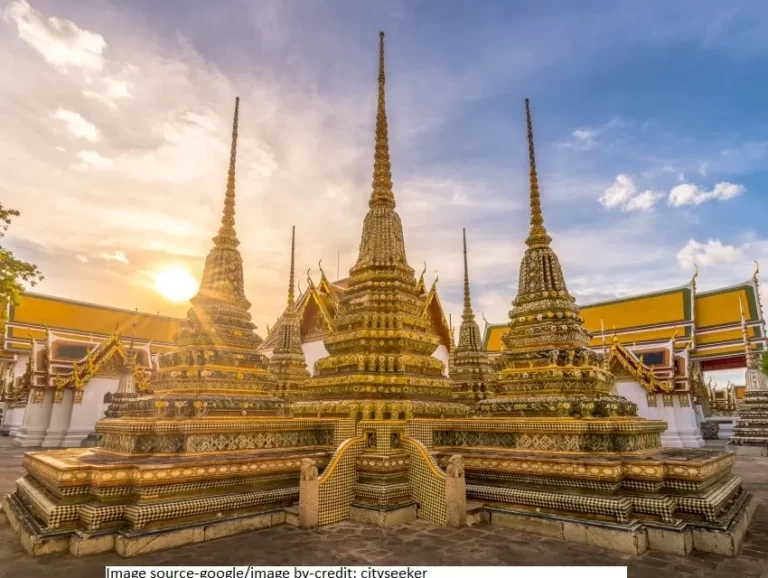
[762,352,768,376]
[0,204,43,324]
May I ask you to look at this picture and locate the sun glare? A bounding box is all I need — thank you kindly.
[153,266,198,302]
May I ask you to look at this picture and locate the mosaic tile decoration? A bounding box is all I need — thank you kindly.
[124,487,297,529]
[317,436,367,526]
[467,482,633,523]
[401,438,446,525]
[15,476,78,530]
[79,502,126,530]
[675,474,742,522]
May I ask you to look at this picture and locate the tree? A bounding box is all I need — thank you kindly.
[0,204,43,325]
[762,352,768,376]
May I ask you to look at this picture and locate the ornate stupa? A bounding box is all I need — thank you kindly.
[477,100,635,420]
[291,33,468,422]
[438,99,754,557]
[101,335,141,419]
[729,297,768,455]
[267,226,310,397]
[450,229,494,403]
[3,98,334,558]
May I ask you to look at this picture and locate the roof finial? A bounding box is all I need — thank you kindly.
[691,264,699,289]
[318,259,326,280]
[369,32,395,209]
[739,296,750,347]
[217,97,239,240]
[462,228,474,320]
[524,98,551,248]
[288,226,296,307]
[754,260,760,281]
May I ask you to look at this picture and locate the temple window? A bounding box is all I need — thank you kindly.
[54,344,91,360]
[639,351,665,366]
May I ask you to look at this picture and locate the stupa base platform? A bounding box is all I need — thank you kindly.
[471,490,757,556]
[3,445,333,557]
[430,446,755,556]
[3,492,288,557]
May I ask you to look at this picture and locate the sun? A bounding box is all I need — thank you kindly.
[152,265,198,302]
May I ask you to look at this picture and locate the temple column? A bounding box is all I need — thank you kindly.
[8,406,24,437]
[15,389,54,447]
[41,389,74,448]
[673,394,705,448]
[658,393,684,448]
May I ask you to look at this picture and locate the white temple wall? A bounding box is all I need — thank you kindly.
[1,353,30,436]
[66,376,119,447]
[672,394,705,448]
[302,341,331,376]
[14,388,54,447]
[432,344,450,377]
[612,379,703,448]
[42,389,74,448]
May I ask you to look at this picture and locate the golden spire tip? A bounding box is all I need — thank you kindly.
[524,98,550,248]
[462,228,473,319]
[288,226,296,307]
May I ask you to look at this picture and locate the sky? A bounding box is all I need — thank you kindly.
[2,0,768,386]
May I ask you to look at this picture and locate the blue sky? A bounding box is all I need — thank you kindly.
[1,1,767,384]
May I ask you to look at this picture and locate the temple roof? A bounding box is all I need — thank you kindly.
[5,292,182,352]
[484,269,766,363]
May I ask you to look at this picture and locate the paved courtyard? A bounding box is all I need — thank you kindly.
[0,437,766,578]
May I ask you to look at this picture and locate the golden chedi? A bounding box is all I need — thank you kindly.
[291,33,468,421]
[3,98,339,558]
[450,229,494,404]
[96,97,286,456]
[477,100,637,422]
[423,99,755,557]
[267,226,311,398]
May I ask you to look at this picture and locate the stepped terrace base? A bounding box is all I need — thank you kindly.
[3,493,288,558]
[3,446,331,557]
[432,446,756,557]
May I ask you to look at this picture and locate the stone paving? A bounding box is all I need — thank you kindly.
[0,437,766,578]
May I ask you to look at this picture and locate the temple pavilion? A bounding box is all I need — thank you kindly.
[1,32,759,561]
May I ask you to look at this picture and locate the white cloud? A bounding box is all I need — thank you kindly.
[54,109,98,141]
[558,117,624,150]
[668,181,745,207]
[625,190,663,211]
[101,251,129,264]
[676,239,742,269]
[599,174,662,212]
[83,75,133,107]
[76,254,89,263]
[4,0,106,72]
[602,175,745,212]
[72,150,113,170]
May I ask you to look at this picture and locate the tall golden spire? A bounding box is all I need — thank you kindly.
[524,98,552,248]
[370,31,395,209]
[351,32,411,272]
[197,97,248,301]
[217,96,239,243]
[462,228,474,321]
[288,226,296,308]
